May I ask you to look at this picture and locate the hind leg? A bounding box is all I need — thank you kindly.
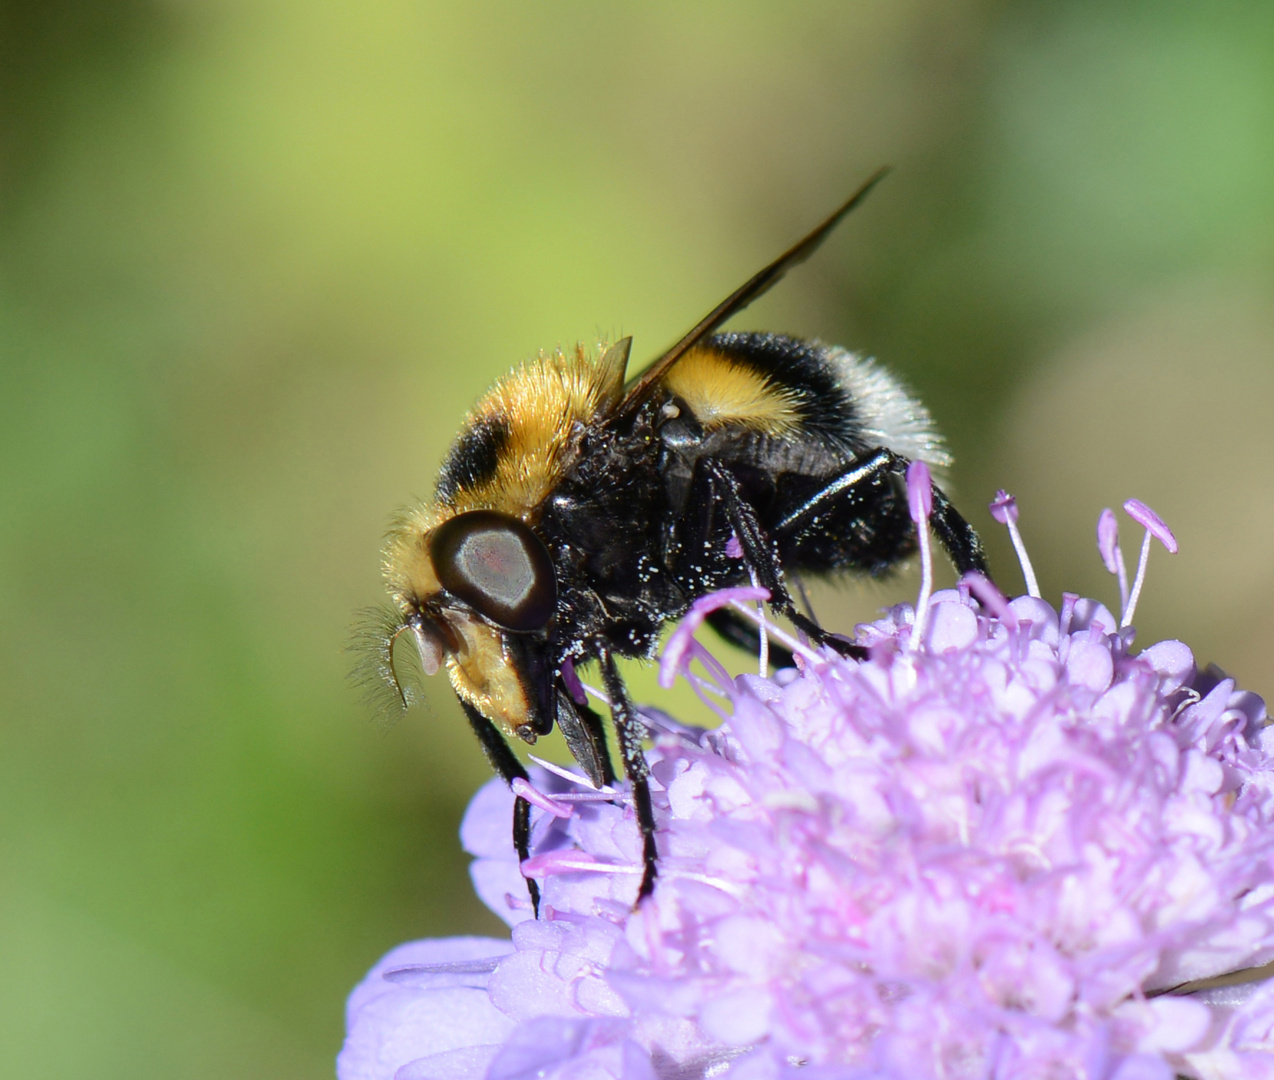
[773,449,988,576]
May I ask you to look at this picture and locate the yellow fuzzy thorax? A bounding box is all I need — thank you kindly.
[450,342,615,517]
[383,342,619,609]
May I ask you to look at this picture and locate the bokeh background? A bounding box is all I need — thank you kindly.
[3,1,1272,1075]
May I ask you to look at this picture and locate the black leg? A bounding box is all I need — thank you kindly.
[705,459,866,659]
[928,478,989,576]
[772,448,988,577]
[460,699,541,916]
[704,606,796,669]
[771,448,895,536]
[599,651,658,903]
[513,794,535,908]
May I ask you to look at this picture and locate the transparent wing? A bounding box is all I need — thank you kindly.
[615,167,889,415]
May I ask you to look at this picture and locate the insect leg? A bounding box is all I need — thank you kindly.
[927,479,989,576]
[598,651,658,903]
[459,699,542,916]
[704,459,866,658]
[771,448,896,536]
[773,449,988,577]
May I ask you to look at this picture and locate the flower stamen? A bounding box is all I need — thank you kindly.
[1120,498,1178,629]
[907,460,935,650]
[960,570,1018,629]
[520,851,642,877]
[660,587,766,687]
[1096,508,1129,613]
[725,598,822,666]
[582,682,612,709]
[510,776,574,819]
[989,490,1041,598]
[527,754,616,794]
[748,564,770,677]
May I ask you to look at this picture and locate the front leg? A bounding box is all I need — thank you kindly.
[459,699,541,916]
[598,650,659,903]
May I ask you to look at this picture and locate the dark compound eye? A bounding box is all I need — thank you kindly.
[429,510,557,632]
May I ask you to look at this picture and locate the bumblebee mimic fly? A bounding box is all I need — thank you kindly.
[367,170,988,913]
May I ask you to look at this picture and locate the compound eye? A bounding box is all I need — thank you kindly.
[429,510,557,632]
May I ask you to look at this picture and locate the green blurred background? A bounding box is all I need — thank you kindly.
[3,1,1273,1075]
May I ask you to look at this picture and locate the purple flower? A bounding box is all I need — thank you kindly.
[341,499,1274,1080]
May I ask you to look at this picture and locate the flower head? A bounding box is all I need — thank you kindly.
[341,499,1274,1080]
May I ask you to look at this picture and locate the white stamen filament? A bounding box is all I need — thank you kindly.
[908,511,934,650]
[1005,515,1041,598]
[510,776,572,818]
[1121,529,1154,629]
[534,857,641,876]
[748,565,769,676]
[725,600,824,666]
[664,870,749,900]
[582,682,612,708]
[527,754,616,794]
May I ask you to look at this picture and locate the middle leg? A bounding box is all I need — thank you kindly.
[703,458,867,658]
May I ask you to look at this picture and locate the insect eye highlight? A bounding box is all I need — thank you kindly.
[429,510,557,632]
